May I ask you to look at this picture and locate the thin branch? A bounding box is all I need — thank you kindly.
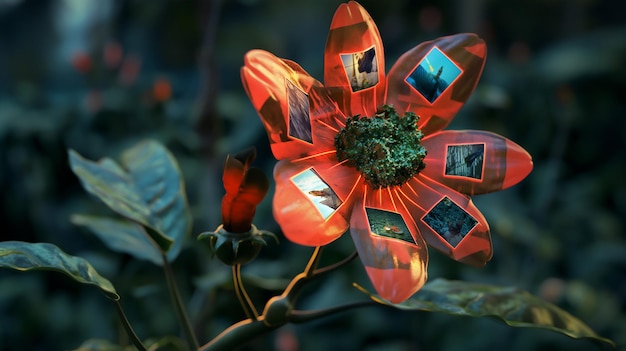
[199,246,367,350]
[288,300,378,324]
[232,264,259,320]
[313,251,358,276]
[304,246,323,278]
[162,253,199,350]
[113,299,147,351]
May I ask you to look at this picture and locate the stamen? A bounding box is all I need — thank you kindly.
[334,105,427,188]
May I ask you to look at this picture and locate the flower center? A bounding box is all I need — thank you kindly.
[334,104,427,188]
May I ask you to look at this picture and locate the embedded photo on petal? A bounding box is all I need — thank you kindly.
[1,1,622,351]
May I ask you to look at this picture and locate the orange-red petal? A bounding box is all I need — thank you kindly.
[222,167,269,233]
[421,130,533,195]
[399,176,492,266]
[273,154,362,246]
[241,50,346,160]
[386,33,487,135]
[222,155,246,196]
[324,1,385,117]
[350,186,428,303]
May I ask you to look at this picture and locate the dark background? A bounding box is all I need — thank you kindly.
[1,0,625,350]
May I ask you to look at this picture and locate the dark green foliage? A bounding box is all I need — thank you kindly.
[68,140,191,263]
[335,105,427,188]
[357,279,614,347]
[0,241,119,300]
[0,0,625,350]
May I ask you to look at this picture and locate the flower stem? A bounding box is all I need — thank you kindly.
[232,264,259,320]
[200,246,360,351]
[303,246,323,278]
[161,253,199,350]
[314,250,358,276]
[112,299,147,351]
[288,300,377,323]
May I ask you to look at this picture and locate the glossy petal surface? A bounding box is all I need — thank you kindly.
[421,130,533,195]
[222,154,246,195]
[273,154,362,246]
[242,50,346,160]
[399,176,492,266]
[350,186,428,303]
[324,1,385,117]
[386,34,487,135]
[221,150,269,232]
[222,167,269,233]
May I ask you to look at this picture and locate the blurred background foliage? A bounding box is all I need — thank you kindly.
[0,0,625,350]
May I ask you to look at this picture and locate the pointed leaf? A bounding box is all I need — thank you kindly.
[69,140,191,261]
[71,214,163,266]
[356,278,614,347]
[0,241,119,300]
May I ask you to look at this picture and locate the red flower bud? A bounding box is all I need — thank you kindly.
[221,148,269,233]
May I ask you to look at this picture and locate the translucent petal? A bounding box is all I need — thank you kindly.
[350,186,428,303]
[399,176,492,266]
[241,50,346,160]
[421,130,533,195]
[222,168,269,233]
[386,34,487,135]
[222,155,245,196]
[273,155,362,246]
[324,1,385,117]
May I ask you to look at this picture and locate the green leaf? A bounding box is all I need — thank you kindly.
[356,278,614,347]
[71,214,163,266]
[69,140,191,261]
[0,241,119,300]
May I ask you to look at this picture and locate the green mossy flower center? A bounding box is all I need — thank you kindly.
[335,105,427,188]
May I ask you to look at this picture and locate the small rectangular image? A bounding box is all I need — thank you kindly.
[422,197,477,247]
[405,46,462,104]
[286,79,312,143]
[340,46,379,92]
[365,207,415,244]
[291,168,342,220]
[445,143,485,180]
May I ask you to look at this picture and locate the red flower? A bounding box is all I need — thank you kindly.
[241,1,532,302]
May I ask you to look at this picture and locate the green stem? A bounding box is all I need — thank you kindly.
[112,300,147,351]
[288,300,377,323]
[303,246,323,278]
[313,250,358,276]
[200,246,360,351]
[232,264,259,320]
[161,253,199,350]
